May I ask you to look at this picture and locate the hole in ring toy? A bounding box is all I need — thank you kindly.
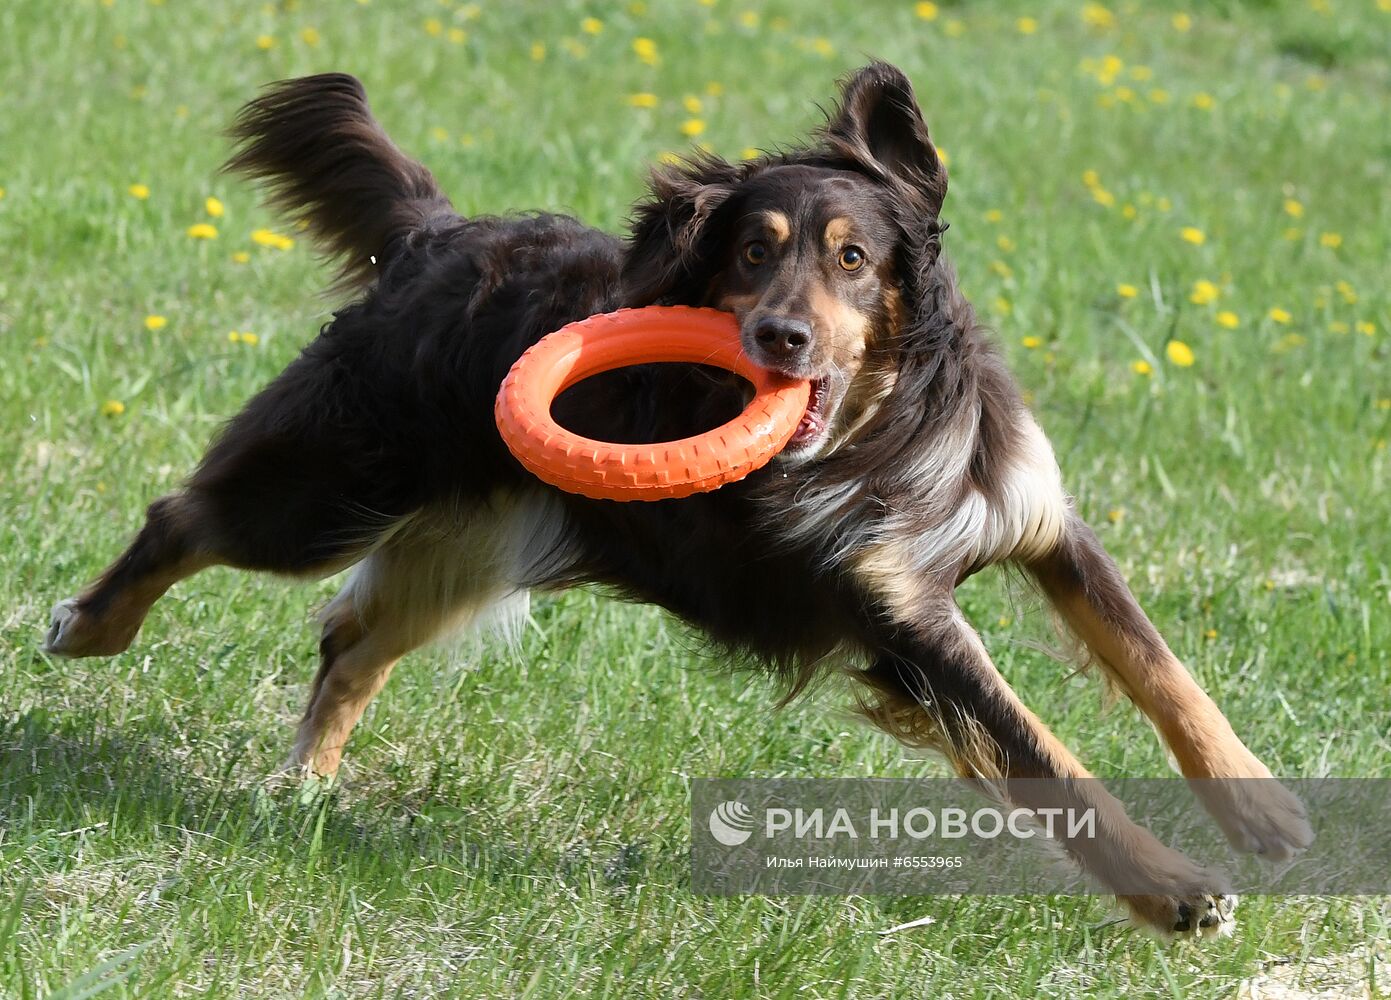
[494,306,812,501]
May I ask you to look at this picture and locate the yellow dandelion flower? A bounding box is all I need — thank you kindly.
[914,1,939,20]
[1117,283,1138,299]
[1180,226,1205,245]
[628,92,659,109]
[683,95,703,114]
[1107,508,1126,523]
[1130,360,1153,375]
[1216,310,1239,329]
[242,332,260,346]
[232,251,251,264]
[994,296,1012,315]
[1191,92,1215,110]
[1148,88,1170,104]
[580,17,603,34]
[811,37,834,56]
[706,81,725,97]
[1081,3,1115,28]
[1329,320,1350,334]
[1319,232,1342,248]
[1335,280,1357,303]
[989,260,1013,278]
[1122,203,1138,219]
[128,183,150,199]
[1204,628,1218,640]
[1129,65,1154,81]
[1283,227,1302,241]
[530,41,546,61]
[205,196,224,218]
[1092,187,1116,208]
[996,234,1016,252]
[740,147,760,160]
[1156,196,1172,213]
[101,399,126,417]
[680,119,706,137]
[984,209,1003,223]
[424,18,443,36]
[1172,12,1192,30]
[256,34,275,50]
[300,26,321,46]
[1356,320,1377,335]
[944,19,967,37]
[251,228,294,250]
[633,36,659,64]
[1283,198,1303,218]
[187,223,218,239]
[738,10,759,28]
[1165,340,1195,367]
[1268,307,1292,323]
[935,145,950,166]
[1021,335,1042,349]
[1189,279,1219,305]
[448,27,467,44]
[144,315,167,331]
[1017,16,1038,34]
[1081,169,1101,188]
[657,151,683,166]
[1114,85,1136,103]
[1377,399,1391,411]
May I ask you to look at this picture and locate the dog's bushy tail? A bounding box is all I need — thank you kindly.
[224,73,451,291]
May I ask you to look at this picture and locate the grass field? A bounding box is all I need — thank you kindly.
[3,0,1390,996]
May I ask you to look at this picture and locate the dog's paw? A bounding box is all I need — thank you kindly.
[1190,768,1313,862]
[1120,890,1238,938]
[43,597,137,658]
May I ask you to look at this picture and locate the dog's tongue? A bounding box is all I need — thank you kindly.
[790,380,825,444]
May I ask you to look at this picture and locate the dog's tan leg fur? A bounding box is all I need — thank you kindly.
[290,504,540,776]
[857,599,1236,936]
[1026,511,1312,861]
[45,494,217,658]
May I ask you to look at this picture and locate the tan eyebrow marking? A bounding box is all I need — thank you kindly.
[823,217,855,248]
[760,211,792,245]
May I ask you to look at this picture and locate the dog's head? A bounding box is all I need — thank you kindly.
[623,63,948,464]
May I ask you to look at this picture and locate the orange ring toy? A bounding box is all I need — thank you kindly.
[494,306,811,501]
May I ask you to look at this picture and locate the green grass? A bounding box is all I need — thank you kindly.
[2,0,1390,996]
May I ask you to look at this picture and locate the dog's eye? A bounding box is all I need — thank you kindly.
[838,246,866,272]
[744,241,768,266]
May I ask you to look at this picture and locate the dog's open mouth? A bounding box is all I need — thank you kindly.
[787,378,829,448]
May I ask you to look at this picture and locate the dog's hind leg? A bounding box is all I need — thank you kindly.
[1023,510,1312,862]
[45,492,222,657]
[291,494,572,777]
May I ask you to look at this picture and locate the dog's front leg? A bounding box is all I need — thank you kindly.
[1024,510,1312,862]
[856,598,1236,936]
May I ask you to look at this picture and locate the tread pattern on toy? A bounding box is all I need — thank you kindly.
[494,306,811,501]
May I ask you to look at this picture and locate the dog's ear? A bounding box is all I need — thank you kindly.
[823,62,946,215]
[623,153,741,305]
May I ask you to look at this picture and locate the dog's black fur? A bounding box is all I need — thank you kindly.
[46,65,1312,936]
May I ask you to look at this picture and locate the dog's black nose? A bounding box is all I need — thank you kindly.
[753,316,813,364]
